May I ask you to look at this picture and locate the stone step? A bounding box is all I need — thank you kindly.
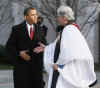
[0,70,100,88]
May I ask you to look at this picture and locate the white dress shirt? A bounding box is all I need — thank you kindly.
[26,22,34,36]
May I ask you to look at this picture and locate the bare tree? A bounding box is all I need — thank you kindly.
[38,0,58,31]
[65,0,79,21]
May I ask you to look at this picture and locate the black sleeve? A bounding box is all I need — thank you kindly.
[6,27,18,65]
[42,25,48,37]
[38,25,48,45]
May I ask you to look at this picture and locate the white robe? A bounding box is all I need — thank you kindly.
[44,24,96,88]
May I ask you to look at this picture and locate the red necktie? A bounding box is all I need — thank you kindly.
[30,26,34,40]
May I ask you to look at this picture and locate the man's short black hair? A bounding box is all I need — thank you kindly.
[24,7,35,16]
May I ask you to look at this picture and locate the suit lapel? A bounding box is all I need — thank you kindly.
[23,22,31,40]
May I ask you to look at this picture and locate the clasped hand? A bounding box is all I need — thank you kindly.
[33,42,45,54]
[19,42,45,61]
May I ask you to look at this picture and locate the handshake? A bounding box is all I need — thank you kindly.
[19,42,45,61]
[33,42,45,53]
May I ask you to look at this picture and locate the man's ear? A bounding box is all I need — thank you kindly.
[63,17,67,21]
[24,16,26,20]
[63,17,68,23]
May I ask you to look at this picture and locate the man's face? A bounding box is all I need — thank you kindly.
[57,16,65,26]
[25,9,38,24]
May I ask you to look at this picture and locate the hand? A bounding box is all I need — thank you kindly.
[33,42,45,53]
[19,50,30,61]
[33,46,44,53]
[53,64,58,71]
[38,42,45,48]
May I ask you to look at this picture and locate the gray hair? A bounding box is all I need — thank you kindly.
[57,5,75,21]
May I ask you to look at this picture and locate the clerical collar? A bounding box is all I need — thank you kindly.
[64,22,80,30]
[64,21,75,26]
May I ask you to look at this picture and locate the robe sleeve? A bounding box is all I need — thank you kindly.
[43,40,57,74]
[58,59,96,87]
[57,25,94,66]
[57,25,96,87]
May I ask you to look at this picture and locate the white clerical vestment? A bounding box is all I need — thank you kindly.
[44,24,96,88]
